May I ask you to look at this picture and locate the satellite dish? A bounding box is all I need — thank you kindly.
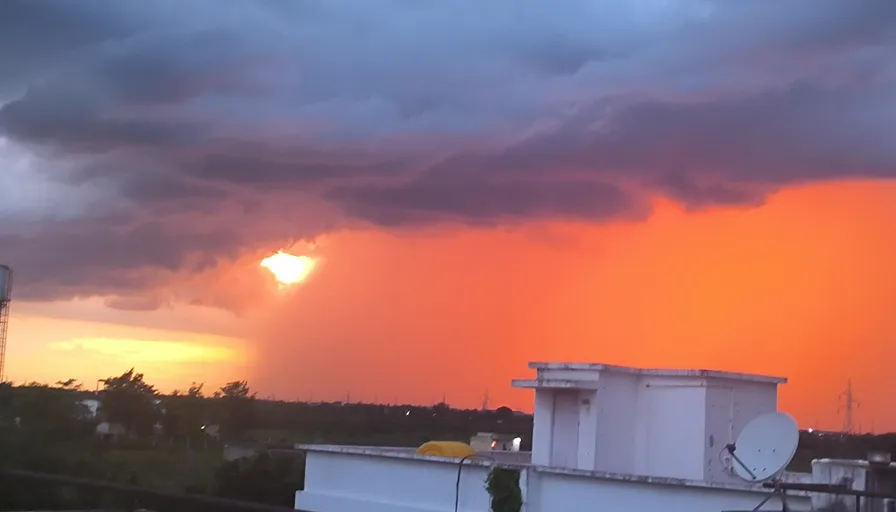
[726,412,799,483]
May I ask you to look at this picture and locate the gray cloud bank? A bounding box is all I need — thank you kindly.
[0,0,894,304]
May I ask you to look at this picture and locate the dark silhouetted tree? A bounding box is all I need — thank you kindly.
[217,380,256,441]
[496,406,514,423]
[8,382,90,441]
[101,369,160,436]
[162,382,208,447]
[55,378,83,391]
[219,380,251,399]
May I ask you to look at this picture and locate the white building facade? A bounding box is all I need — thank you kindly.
[294,361,817,512]
[514,362,783,484]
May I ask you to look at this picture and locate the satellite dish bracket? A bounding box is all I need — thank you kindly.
[724,442,758,481]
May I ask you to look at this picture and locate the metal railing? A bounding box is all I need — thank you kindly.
[764,480,896,512]
[723,480,896,512]
[0,468,308,512]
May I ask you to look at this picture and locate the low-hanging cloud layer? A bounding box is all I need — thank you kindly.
[1,0,894,305]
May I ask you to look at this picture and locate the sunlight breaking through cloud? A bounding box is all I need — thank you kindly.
[260,251,317,285]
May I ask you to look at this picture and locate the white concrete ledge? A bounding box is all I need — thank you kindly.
[512,378,601,390]
[296,443,809,493]
[294,446,813,512]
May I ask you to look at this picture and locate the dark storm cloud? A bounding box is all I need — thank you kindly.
[0,205,314,305]
[0,0,894,305]
[0,0,139,96]
[117,169,230,203]
[327,173,642,226]
[103,295,171,312]
[92,28,266,105]
[192,153,408,187]
[0,86,204,150]
[385,82,895,212]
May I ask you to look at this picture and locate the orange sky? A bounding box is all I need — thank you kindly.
[8,179,896,432]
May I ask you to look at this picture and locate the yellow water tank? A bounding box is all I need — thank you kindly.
[416,441,476,459]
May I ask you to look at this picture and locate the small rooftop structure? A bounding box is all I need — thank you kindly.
[512,362,785,484]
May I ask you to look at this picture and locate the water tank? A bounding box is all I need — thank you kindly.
[0,265,10,302]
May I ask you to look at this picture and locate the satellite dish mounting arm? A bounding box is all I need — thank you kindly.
[725,442,758,481]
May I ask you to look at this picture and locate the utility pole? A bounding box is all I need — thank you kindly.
[838,379,859,434]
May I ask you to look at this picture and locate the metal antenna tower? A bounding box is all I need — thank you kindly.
[838,379,860,434]
[0,265,11,383]
[481,389,490,411]
[0,299,8,382]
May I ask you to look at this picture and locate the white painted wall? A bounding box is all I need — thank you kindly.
[593,372,638,474]
[704,379,779,484]
[294,448,812,512]
[530,390,554,466]
[528,467,807,512]
[550,391,579,468]
[634,377,707,480]
[296,450,495,512]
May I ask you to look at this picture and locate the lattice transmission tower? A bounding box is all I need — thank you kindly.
[838,379,860,434]
[0,265,12,383]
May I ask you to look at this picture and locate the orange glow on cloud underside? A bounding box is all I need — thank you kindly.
[9,180,896,432]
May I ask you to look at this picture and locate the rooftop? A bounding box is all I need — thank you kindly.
[520,361,787,384]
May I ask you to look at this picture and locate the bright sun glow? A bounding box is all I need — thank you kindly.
[260,251,317,285]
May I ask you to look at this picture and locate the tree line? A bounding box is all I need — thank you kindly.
[0,367,533,509]
[2,369,259,445]
[2,369,532,448]
[0,369,274,508]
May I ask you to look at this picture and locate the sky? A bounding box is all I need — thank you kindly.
[1,0,895,431]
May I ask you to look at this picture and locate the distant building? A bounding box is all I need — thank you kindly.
[469,432,522,452]
[805,428,846,438]
[95,421,126,441]
[201,423,220,438]
[223,444,259,461]
[79,399,100,419]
